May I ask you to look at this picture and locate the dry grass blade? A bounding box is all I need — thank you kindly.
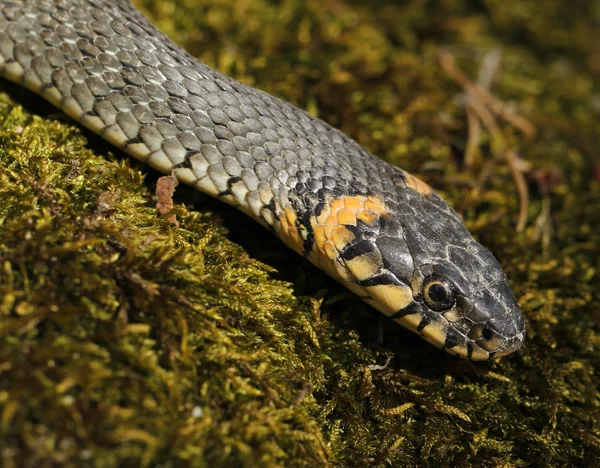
[440,50,536,231]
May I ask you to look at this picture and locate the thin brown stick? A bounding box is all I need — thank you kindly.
[505,150,530,232]
[440,50,534,232]
[439,51,536,138]
[465,103,482,167]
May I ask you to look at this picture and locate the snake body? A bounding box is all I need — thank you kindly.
[0,0,525,359]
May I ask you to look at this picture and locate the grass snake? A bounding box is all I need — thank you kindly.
[0,0,526,360]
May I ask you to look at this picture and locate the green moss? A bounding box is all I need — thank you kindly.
[1,0,599,466]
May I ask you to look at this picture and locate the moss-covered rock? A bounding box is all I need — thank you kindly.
[0,0,598,466]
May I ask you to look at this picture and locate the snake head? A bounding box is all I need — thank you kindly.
[316,187,526,361]
[397,252,526,361]
[371,189,526,360]
[306,188,526,360]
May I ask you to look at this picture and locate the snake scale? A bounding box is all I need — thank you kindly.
[0,0,525,360]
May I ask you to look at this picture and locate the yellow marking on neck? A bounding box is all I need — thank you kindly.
[302,194,442,346]
[400,170,433,197]
[343,197,364,211]
[277,207,304,255]
[356,210,378,225]
[331,225,355,251]
[308,195,388,283]
[364,199,387,214]
[329,198,346,212]
[279,195,412,320]
[323,215,338,239]
[322,241,338,260]
[313,225,326,251]
[337,209,356,226]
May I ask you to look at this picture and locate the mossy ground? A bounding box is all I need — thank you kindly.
[0,0,598,466]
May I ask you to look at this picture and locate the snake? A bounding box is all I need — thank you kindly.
[0,0,525,360]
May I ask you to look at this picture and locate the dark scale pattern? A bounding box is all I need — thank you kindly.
[0,0,526,359]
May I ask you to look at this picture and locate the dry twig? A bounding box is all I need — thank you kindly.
[440,50,536,232]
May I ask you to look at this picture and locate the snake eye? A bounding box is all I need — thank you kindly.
[423,275,456,311]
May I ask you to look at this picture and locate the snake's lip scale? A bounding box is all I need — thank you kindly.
[492,330,526,358]
[440,332,525,362]
[399,294,526,360]
[0,0,526,359]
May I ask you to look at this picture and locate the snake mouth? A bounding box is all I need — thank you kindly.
[390,297,526,361]
[456,329,525,361]
[418,323,525,361]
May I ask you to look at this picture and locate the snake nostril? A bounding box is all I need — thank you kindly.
[468,324,504,352]
[481,327,493,341]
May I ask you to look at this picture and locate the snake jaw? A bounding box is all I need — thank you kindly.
[410,307,525,361]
